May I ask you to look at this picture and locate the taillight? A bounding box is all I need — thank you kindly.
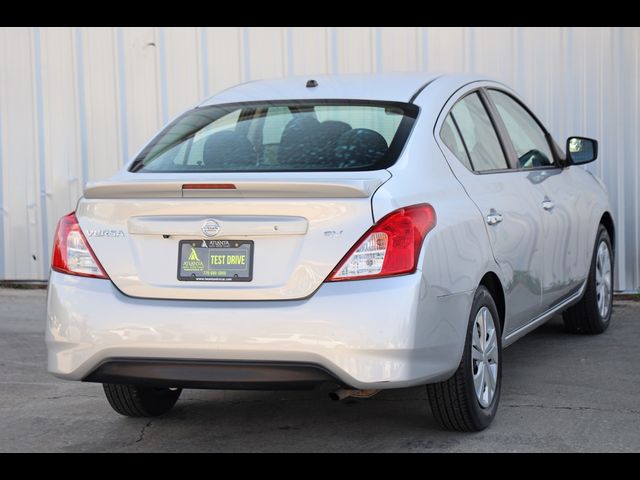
[326,204,436,282]
[51,212,109,279]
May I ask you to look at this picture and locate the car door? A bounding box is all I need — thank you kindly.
[436,90,544,335]
[485,89,582,310]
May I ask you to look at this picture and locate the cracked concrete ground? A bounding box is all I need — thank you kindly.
[1,287,639,452]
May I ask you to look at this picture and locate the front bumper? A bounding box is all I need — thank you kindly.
[46,271,473,389]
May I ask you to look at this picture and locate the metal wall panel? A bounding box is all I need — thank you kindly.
[0,27,638,290]
[79,27,120,182]
[0,27,44,279]
[290,27,328,76]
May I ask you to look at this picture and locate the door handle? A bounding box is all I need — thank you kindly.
[542,200,555,211]
[486,209,503,226]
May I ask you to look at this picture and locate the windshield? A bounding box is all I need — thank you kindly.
[130,100,419,172]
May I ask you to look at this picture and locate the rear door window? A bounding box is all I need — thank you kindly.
[440,114,473,170]
[448,93,508,172]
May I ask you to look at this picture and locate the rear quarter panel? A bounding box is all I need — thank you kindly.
[374,115,504,364]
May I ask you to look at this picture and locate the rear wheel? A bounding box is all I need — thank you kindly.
[103,384,182,417]
[426,286,502,431]
[563,225,613,334]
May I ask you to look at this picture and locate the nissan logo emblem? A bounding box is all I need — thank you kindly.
[201,219,221,237]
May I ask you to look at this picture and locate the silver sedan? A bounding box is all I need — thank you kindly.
[46,73,614,431]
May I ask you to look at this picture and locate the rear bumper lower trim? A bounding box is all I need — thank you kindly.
[83,358,346,390]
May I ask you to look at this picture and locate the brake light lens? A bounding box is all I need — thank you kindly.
[327,204,436,281]
[51,212,109,279]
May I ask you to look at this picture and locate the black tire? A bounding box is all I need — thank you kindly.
[426,286,502,432]
[563,225,614,335]
[103,384,182,417]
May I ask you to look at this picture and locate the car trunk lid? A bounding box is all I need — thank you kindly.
[76,171,389,300]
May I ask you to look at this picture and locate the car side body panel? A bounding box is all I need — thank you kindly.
[431,79,612,338]
[430,81,544,335]
[478,83,612,311]
[533,165,612,310]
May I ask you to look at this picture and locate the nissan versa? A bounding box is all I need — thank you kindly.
[46,74,614,431]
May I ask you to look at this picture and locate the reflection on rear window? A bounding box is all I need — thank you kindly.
[130,101,418,172]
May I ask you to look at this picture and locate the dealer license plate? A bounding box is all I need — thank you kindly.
[177,239,253,282]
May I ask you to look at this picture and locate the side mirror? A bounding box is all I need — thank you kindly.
[566,136,598,165]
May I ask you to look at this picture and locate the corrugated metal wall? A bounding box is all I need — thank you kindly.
[0,27,638,290]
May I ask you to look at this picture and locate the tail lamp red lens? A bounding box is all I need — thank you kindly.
[51,212,108,279]
[327,204,436,281]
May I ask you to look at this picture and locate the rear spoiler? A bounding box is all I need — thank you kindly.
[84,175,390,199]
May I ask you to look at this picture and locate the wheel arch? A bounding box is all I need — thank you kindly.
[600,211,615,256]
[479,272,505,334]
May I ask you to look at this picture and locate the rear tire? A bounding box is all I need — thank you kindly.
[426,286,502,431]
[103,384,182,417]
[563,225,613,335]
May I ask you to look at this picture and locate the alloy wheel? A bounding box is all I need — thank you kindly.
[595,240,612,319]
[471,306,499,408]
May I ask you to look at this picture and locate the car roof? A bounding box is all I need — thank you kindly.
[198,73,494,106]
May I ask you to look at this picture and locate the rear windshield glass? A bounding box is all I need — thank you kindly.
[130,100,419,172]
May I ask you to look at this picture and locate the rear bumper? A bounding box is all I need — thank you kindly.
[46,271,473,389]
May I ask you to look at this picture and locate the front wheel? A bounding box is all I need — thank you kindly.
[563,225,614,334]
[426,285,502,431]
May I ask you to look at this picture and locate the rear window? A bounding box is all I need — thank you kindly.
[129,100,418,172]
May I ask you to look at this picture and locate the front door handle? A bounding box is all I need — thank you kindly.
[542,200,555,211]
[486,209,503,226]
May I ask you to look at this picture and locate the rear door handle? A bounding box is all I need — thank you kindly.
[542,200,555,211]
[486,209,503,226]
